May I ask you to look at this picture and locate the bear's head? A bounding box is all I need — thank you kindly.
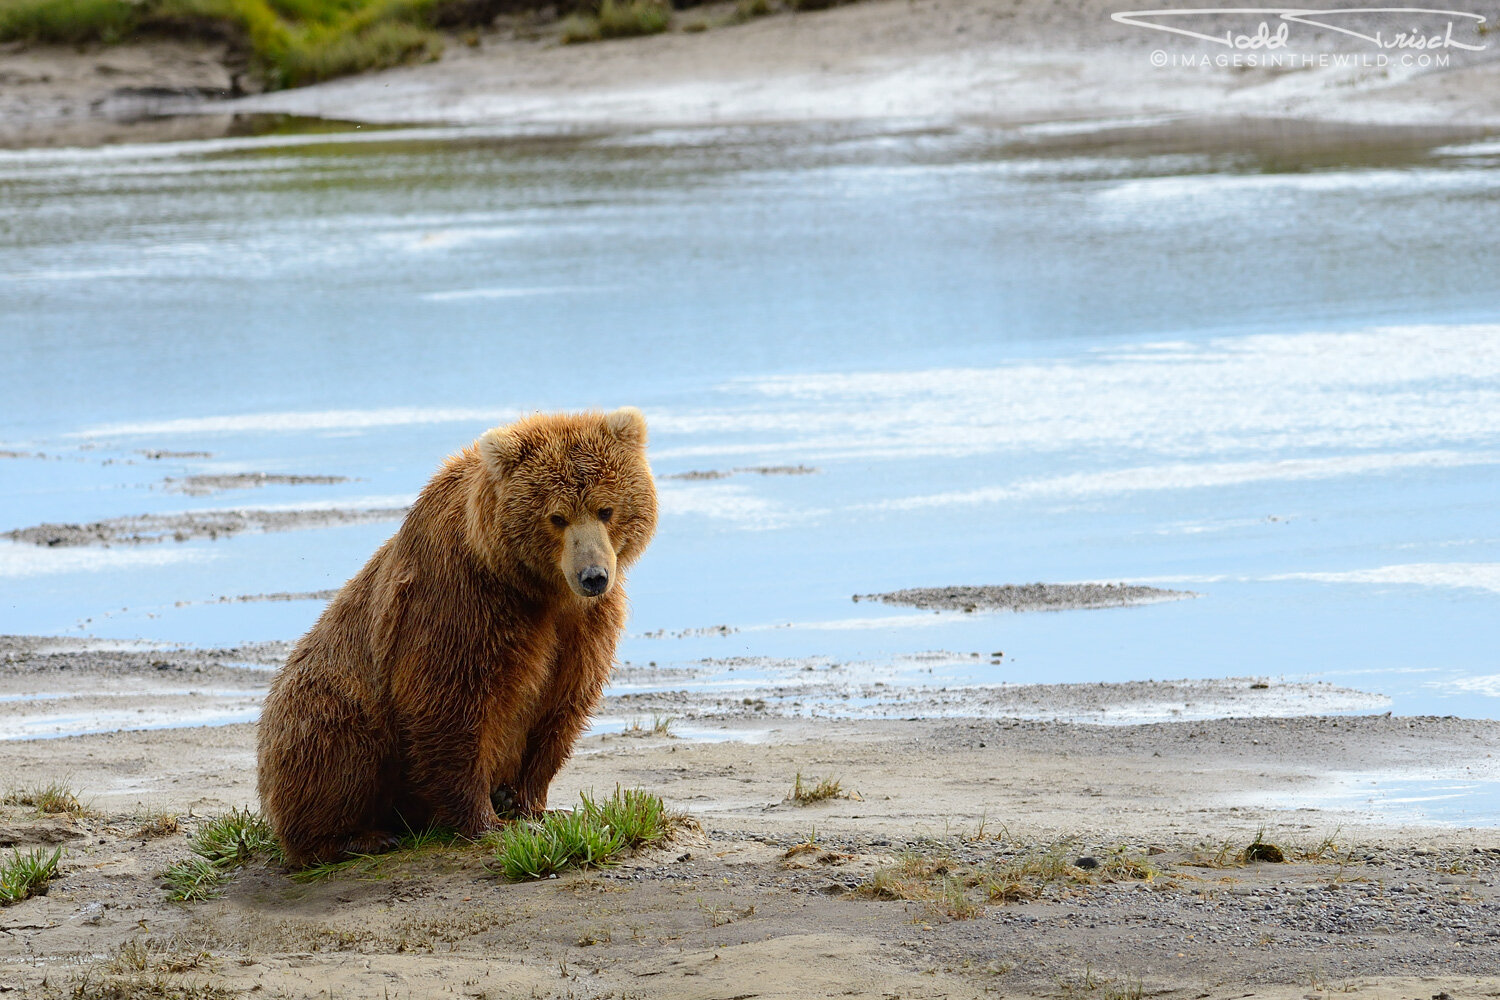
[473,408,657,600]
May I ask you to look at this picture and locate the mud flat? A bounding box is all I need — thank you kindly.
[3,505,407,547]
[0,636,283,741]
[660,464,819,481]
[0,637,1385,739]
[162,473,350,497]
[857,582,1194,613]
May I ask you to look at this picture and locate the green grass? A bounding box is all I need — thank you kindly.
[0,846,62,905]
[289,823,461,882]
[560,0,670,43]
[162,807,282,901]
[161,855,231,902]
[189,807,280,866]
[731,0,774,21]
[0,0,136,44]
[0,0,448,89]
[492,787,672,881]
[159,793,673,893]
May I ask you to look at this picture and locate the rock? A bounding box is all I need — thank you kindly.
[73,902,105,925]
[0,817,84,846]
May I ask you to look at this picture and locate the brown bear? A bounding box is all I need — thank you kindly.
[256,408,657,866]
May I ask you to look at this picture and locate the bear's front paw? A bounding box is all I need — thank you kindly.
[491,784,520,819]
[511,796,546,820]
[457,805,502,840]
[344,830,400,856]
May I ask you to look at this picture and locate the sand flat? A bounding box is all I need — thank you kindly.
[3,697,1500,997]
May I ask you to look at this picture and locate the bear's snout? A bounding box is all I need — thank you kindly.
[561,517,617,599]
[577,565,610,597]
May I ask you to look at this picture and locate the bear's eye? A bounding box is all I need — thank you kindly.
[549,514,568,529]
[597,508,613,523]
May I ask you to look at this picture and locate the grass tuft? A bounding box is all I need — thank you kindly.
[4,780,89,815]
[621,712,676,737]
[1243,827,1286,864]
[493,807,625,880]
[60,968,237,999]
[491,787,672,881]
[597,0,669,36]
[561,0,669,43]
[731,0,774,20]
[786,772,844,804]
[1296,827,1347,862]
[1183,837,1239,869]
[0,846,62,905]
[190,807,280,866]
[162,807,282,901]
[858,849,952,900]
[135,810,181,839]
[161,855,230,902]
[857,842,1158,919]
[1187,829,1288,868]
[558,11,601,42]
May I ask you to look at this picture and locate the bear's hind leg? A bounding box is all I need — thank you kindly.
[259,675,394,867]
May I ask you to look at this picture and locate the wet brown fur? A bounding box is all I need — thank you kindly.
[256,409,657,866]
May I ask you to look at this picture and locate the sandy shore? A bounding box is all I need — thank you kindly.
[5,0,1500,147]
[4,712,1500,997]
[3,636,1500,997]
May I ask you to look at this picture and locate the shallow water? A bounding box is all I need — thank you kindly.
[3,118,1499,737]
[1243,771,1500,828]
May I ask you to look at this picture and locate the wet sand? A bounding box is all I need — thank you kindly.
[0,633,1393,741]
[2,633,1498,995]
[2,698,1499,998]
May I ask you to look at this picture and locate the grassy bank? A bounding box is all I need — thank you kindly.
[0,0,449,88]
[0,0,849,89]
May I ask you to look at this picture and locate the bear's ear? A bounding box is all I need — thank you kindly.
[478,426,524,479]
[605,406,648,449]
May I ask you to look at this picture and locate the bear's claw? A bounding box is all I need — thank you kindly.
[343,831,400,856]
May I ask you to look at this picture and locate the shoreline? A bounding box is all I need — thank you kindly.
[0,633,1402,741]
[0,633,1492,836]
[4,0,1500,149]
[6,712,1500,841]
